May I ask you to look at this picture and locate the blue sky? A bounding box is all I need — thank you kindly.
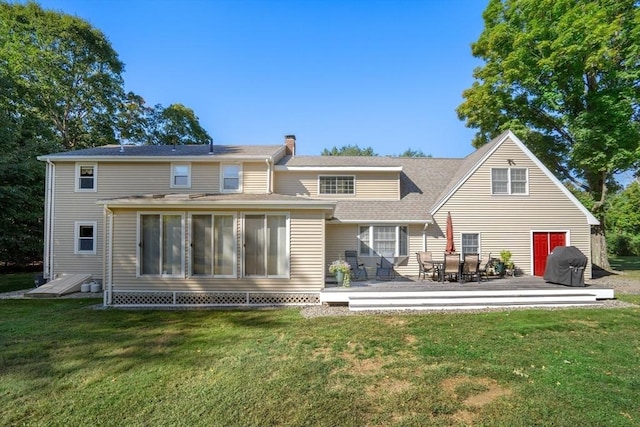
[36,0,488,157]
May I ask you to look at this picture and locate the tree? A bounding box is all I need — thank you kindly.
[457,0,640,269]
[146,103,212,145]
[396,148,431,158]
[0,2,213,267]
[1,1,128,150]
[321,145,378,156]
[605,182,640,256]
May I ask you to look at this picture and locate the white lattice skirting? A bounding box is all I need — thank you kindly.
[107,291,320,307]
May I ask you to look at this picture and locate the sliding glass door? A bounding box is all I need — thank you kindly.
[244,214,288,277]
[140,214,184,276]
[191,214,235,277]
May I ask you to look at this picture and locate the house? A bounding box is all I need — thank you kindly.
[38,131,599,306]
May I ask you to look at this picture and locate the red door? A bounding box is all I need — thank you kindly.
[533,232,566,276]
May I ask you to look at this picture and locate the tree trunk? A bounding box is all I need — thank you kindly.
[591,225,611,275]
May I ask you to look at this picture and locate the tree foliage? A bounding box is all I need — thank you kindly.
[457,0,640,213]
[321,145,378,156]
[396,148,431,158]
[146,103,212,145]
[1,1,126,150]
[0,2,212,266]
[605,182,640,255]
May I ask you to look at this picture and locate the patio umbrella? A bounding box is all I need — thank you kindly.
[445,211,455,254]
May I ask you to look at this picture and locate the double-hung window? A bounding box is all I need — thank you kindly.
[491,168,528,195]
[461,233,480,256]
[171,163,191,188]
[139,213,184,277]
[76,164,97,191]
[221,164,241,192]
[358,225,408,257]
[191,214,236,277]
[243,213,289,277]
[319,176,355,195]
[74,221,97,254]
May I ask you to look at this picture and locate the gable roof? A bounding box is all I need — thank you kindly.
[430,130,600,225]
[38,144,284,161]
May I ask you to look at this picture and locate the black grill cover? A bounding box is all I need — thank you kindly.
[543,246,588,287]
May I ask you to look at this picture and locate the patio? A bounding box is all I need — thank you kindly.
[322,275,615,311]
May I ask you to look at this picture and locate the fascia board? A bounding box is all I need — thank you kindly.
[38,155,275,162]
[275,166,403,172]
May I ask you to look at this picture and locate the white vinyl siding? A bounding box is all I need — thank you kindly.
[274,171,399,199]
[74,221,97,254]
[429,135,592,276]
[75,163,97,192]
[171,163,191,188]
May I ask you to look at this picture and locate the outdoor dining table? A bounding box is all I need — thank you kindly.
[431,259,477,283]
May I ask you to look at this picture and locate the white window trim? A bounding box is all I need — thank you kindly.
[358,224,408,257]
[187,212,238,278]
[220,163,242,193]
[75,163,97,192]
[136,212,186,278]
[460,232,481,257]
[317,175,356,196]
[491,167,529,195]
[74,221,97,255]
[241,212,290,279]
[170,163,191,189]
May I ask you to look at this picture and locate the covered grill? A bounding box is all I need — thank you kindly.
[543,246,588,287]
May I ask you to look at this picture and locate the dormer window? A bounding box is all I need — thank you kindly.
[221,164,241,192]
[491,168,528,195]
[319,175,355,195]
[171,163,191,188]
[76,164,97,192]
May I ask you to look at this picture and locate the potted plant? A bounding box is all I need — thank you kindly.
[329,259,351,287]
[500,250,514,276]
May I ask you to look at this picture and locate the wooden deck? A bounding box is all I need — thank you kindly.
[321,275,615,311]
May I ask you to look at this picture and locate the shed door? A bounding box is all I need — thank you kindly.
[533,232,566,276]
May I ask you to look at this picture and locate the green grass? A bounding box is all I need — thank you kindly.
[0,272,36,293]
[609,255,640,280]
[1,300,640,426]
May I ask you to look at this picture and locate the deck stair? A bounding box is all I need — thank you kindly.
[346,289,603,311]
[26,273,92,297]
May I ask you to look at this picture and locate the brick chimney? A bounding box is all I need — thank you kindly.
[284,134,296,156]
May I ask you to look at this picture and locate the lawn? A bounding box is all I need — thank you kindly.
[1,300,639,426]
[0,272,36,293]
[609,255,640,280]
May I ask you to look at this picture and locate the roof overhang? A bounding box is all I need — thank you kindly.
[327,218,433,225]
[98,194,336,217]
[275,166,403,172]
[38,154,275,162]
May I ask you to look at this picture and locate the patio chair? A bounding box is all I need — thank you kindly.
[375,256,396,280]
[416,251,437,281]
[442,253,460,283]
[478,253,492,281]
[345,250,367,280]
[462,253,480,282]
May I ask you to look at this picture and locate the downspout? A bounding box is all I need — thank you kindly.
[103,205,114,306]
[44,160,56,280]
[265,158,272,194]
